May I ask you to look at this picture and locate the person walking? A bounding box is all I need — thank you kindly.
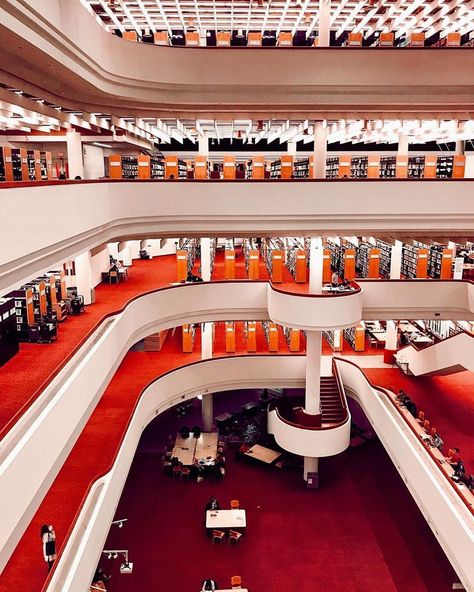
[40,524,56,571]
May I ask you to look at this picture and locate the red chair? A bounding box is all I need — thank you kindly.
[423,419,430,433]
[417,411,425,424]
[172,466,182,479]
[230,499,239,509]
[212,530,226,544]
[229,529,243,545]
[231,575,242,588]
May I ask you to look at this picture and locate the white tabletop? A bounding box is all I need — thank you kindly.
[171,434,196,465]
[194,432,218,461]
[245,444,282,464]
[206,509,246,529]
[410,336,433,344]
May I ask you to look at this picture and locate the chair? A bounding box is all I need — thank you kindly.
[180,467,191,480]
[417,411,425,424]
[172,466,182,479]
[430,427,437,437]
[212,530,226,544]
[180,426,190,438]
[229,530,243,545]
[230,499,240,509]
[447,448,454,460]
[109,270,119,284]
[423,419,430,433]
[192,425,202,438]
[231,575,242,588]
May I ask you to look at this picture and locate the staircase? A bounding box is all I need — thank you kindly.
[320,376,346,425]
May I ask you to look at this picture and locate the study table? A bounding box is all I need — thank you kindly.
[171,434,196,465]
[206,509,246,529]
[244,444,282,464]
[171,432,219,466]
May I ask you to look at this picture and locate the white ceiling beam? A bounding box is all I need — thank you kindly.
[117,1,143,36]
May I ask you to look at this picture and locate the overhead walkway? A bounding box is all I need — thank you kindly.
[395,331,474,376]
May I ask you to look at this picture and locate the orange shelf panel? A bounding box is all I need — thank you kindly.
[246,322,257,352]
[224,249,236,279]
[176,250,188,282]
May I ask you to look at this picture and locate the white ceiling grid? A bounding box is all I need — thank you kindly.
[80,0,474,40]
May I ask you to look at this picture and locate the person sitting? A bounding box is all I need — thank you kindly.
[395,389,407,403]
[452,460,466,477]
[446,447,462,465]
[205,496,220,512]
[331,271,339,287]
[429,431,444,451]
[201,578,218,591]
[405,399,418,418]
[342,278,351,289]
[456,473,474,490]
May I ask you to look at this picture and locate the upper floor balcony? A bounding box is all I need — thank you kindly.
[1,0,474,117]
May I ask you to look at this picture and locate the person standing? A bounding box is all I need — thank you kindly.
[40,524,56,571]
[205,496,220,512]
[202,578,218,591]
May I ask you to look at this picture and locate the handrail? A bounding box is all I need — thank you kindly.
[397,328,474,353]
[40,353,301,592]
[270,364,349,431]
[334,356,474,517]
[0,177,472,189]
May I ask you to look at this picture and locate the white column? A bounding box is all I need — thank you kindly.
[447,240,457,260]
[385,320,398,351]
[305,331,322,414]
[317,0,331,47]
[66,130,84,179]
[74,251,92,305]
[83,145,104,179]
[390,240,403,279]
[304,237,323,482]
[397,134,409,156]
[198,133,209,156]
[199,31,207,46]
[313,121,328,179]
[201,321,214,431]
[455,140,465,155]
[287,140,297,156]
[201,237,212,281]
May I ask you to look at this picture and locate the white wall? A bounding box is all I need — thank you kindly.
[1,180,474,293]
[142,238,178,257]
[83,145,105,180]
[90,245,110,288]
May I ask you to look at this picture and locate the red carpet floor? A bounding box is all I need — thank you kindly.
[0,255,178,436]
[101,390,457,592]
[364,368,474,468]
[0,253,312,437]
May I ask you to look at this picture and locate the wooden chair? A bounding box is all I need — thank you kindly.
[212,530,226,544]
[229,529,243,545]
[230,499,239,509]
[231,575,242,588]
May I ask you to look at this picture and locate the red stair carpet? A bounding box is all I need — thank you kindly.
[102,388,457,592]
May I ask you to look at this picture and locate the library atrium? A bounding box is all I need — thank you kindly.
[0,1,473,591]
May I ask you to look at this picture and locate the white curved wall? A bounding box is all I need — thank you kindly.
[267,409,350,457]
[1,0,474,114]
[45,356,306,592]
[267,284,363,330]
[335,358,474,592]
[0,281,268,572]
[395,332,474,376]
[2,181,474,291]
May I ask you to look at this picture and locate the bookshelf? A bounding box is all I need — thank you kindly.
[350,156,368,179]
[0,148,5,182]
[322,330,343,352]
[182,324,196,353]
[5,288,35,341]
[264,239,284,283]
[245,321,257,352]
[436,156,453,179]
[356,242,380,278]
[294,158,310,179]
[428,245,453,279]
[262,321,279,352]
[327,241,356,280]
[0,297,18,366]
[270,159,281,179]
[343,325,365,351]
[401,243,429,279]
[121,156,138,179]
[283,327,301,352]
[326,157,339,179]
[380,156,396,179]
[376,239,392,278]
[408,156,425,179]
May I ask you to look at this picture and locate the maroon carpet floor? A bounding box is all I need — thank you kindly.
[101,389,457,592]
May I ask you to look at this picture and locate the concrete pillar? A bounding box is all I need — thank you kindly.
[397,134,409,156]
[66,130,84,179]
[201,237,212,281]
[305,331,322,415]
[390,240,403,279]
[448,240,457,260]
[202,393,214,432]
[74,251,93,305]
[83,144,104,179]
[304,457,319,480]
[199,31,207,46]
[385,320,398,350]
[287,140,297,156]
[313,121,328,179]
[455,140,465,155]
[318,0,331,47]
[201,320,214,431]
[304,236,323,482]
[199,133,209,156]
